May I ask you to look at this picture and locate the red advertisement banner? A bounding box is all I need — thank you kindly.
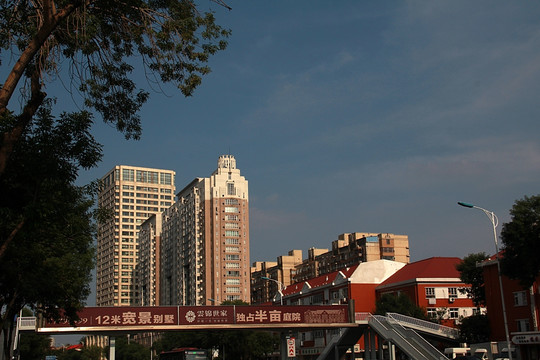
[43,305,349,328]
[44,306,178,328]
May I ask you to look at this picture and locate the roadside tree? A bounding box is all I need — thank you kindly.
[455,252,489,307]
[458,314,490,345]
[500,194,540,288]
[0,105,100,359]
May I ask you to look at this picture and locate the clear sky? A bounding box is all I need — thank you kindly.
[73,1,540,286]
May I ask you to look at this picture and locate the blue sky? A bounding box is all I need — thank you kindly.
[76,2,540,275]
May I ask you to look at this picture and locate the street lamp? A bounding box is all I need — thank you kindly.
[262,276,285,305]
[457,201,512,360]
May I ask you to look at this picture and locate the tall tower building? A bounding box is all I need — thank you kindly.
[138,213,162,306]
[161,155,250,305]
[96,166,175,306]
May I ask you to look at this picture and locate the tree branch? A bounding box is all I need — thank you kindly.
[0,218,25,261]
[0,1,87,177]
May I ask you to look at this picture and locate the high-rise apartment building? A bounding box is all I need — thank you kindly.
[161,155,250,305]
[138,213,162,306]
[96,166,175,306]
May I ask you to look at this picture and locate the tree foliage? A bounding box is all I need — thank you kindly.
[0,103,100,358]
[458,314,490,344]
[18,331,52,360]
[500,194,540,288]
[374,293,427,320]
[456,252,489,307]
[104,336,150,360]
[154,330,278,360]
[0,0,230,175]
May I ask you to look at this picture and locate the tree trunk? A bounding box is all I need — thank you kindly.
[0,0,83,177]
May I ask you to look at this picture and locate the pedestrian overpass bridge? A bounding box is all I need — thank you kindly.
[16,305,459,360]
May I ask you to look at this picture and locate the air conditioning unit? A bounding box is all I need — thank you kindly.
[428,298,436,305]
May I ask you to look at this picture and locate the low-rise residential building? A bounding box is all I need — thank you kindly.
[376,257,480,327]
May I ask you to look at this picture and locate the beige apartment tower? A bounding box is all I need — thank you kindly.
[96,166,175,306]
[161,155,250,305]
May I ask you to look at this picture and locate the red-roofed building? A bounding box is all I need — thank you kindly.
[376,257,481,327]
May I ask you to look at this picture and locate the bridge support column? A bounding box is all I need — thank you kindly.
[377,334,383,360]
[388,342,396,360]
[280,331,287,360]
[363,329,377,360]
[109,336,115,360]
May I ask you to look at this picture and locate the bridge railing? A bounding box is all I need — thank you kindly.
[18,317,37,331]
[387,312,460,339]
[354,312,371,323]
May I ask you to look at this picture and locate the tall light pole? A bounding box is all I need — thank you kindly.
[262,276,285,305]
[458,201,512,360]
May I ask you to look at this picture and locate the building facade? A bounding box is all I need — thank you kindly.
[160,155,250,305]
[138,213,162,306]
[376,257,480,327]
[480,255,540,360]
[96,165,175,306]
[251,232,409,304]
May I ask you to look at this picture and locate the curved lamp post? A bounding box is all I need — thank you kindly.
[457,201,512,360]
[262,276,285,305]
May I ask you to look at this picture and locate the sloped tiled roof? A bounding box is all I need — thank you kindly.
[377,257,462,288]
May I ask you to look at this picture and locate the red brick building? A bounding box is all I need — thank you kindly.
[376,257,480,327]
[480,255,540,360]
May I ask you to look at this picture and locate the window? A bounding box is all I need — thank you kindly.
[225,230,239,237]
[225,199,239,205]
[227,183,235,195]
[225,207,238,213]
[225,263,240,269]
[449,308,459,319]
[161,173,172,185]
[226,279,240,285]
[225,223,240,229]
[516,319,530,332]
[226,287,240,293]
[449,287,458,298]
[425,287,435,298]
[226,238,239,245]
[514,291,528,306]
[226,246,239,253]
[122,169,134,181]
[226,254,240,260]
[226,215,239,221]
[148,171,159,184]
[427,308,438,319]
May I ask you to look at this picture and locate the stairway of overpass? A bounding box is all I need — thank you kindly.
[316,313,450,360]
